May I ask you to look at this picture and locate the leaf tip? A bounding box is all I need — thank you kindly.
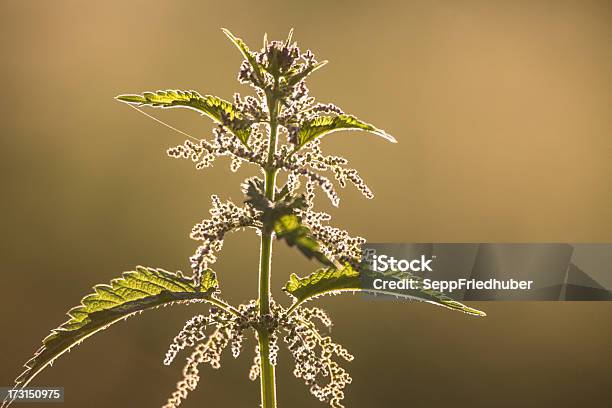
[221,27,235,41]
[285,28,294,46]
[115,94,144,104]
[473,308,487,317]
[379,131,397,144]
[452,301,486,317]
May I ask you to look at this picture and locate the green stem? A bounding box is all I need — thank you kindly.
[258,88,280,408]
[207,297,240,317]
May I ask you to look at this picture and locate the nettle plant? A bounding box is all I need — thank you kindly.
[4,30,485,408]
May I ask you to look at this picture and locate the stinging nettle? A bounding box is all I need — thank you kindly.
[3,29,485,408]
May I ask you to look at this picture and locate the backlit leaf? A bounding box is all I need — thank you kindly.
[274,214,333,267]
[284,265,486,317]
[297,114,397,147]
[116,90,252,144]
[222,28,266,86]
[2,267,218,408]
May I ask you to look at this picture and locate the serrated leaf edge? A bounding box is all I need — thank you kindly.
[2,267,218,408]
[284,266,485,317]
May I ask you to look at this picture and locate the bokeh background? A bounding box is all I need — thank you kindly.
[1,1,611,407]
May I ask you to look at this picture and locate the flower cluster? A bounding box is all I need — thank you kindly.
[304,139,371,195]
[167,124,267,172]
[247,300,285,380]
[284,163,341,207]
[189,195,260,286]
[163,302,257,408]
[163,299,352,408]
[296,208,366,268]
[163,327,232,408]
[280,306,353,408]
[163,315,209,366]
[267,138,374,208]
[233,92,268,122]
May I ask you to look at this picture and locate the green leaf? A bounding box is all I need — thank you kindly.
[243,178,307,224]
[284,265,486,317]
[222,28,265,86]
[285,264,361,302]
[116,90,252,144]
[297,114,397,147]
[5,267,218,404]
[286,60,328,87]
[274,214,333,267]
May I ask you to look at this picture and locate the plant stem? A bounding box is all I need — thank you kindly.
[258,88,280,408]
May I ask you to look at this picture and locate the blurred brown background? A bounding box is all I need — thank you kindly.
[1,1,611,407]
